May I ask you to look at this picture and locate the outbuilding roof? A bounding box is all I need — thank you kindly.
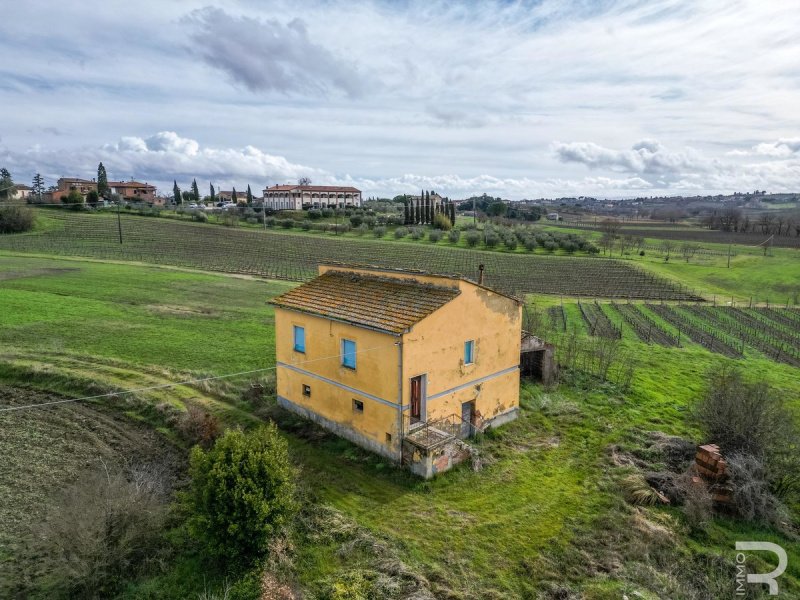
[269,270,461,334]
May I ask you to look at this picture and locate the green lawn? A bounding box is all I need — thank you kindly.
[1,254,798,598]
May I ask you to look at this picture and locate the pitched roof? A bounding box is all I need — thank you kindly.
[270,270,461,334]
[265,185,361,193]
[109,181,155,188]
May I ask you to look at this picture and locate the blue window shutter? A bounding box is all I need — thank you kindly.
[294,326,305,353]
[342,339,356,369]
[464,340,474,364]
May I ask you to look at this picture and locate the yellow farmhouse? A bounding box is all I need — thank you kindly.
[270,264,522,477]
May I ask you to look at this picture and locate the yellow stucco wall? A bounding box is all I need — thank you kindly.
[276,266,521,459]
[400,278,521,425]
[274,307,403,456]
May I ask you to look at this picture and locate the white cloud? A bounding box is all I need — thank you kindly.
[552,140,710,176]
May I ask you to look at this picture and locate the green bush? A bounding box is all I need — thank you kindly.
[503,236,517,250]
[307,209,323,220]
[280,219,295,229]
[188,424,297,564]
[372,225,386,238]
[484,232,500,248]
[349,215,363,227]
[321,208,334,218]
[464,230,481,247]
[0,206,35,233]
[62,189,85,210]
[394,227,409,239]
[428,229,443,242]
[447,229,460,243]
[432,212,452,230]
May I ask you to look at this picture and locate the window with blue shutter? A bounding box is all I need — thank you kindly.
[341,339,356,369]
[464,340,475,365]
[293,325,306,353]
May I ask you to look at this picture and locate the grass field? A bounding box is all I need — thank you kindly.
[1,254,798,598]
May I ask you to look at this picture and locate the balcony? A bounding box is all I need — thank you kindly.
[403,413,480,451]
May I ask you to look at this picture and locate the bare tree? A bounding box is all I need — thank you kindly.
[297,177,312,186]
[662,239,675,261]
[680,242,699,263]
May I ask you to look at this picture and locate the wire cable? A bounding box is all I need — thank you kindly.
[0,341,398,413]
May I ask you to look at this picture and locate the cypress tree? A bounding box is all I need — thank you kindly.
[232,188,238,204]
[403,200,410,225]
[191,179,200,202]
[173,180,181,205]
[246,185,253,204]
[210,183,216,202]
[97,162,108,198]
[425,191,431,224]
[449,200,456,223]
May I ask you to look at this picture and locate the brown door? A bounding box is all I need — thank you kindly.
[410,376,422,424]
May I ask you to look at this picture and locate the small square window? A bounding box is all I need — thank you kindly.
[464,340,475,365]
[302,384,311,397]
[293,325,306,353]
[341,339,357,369]
[353,399,364,412]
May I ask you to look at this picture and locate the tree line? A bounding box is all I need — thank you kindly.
[401,190,456,226]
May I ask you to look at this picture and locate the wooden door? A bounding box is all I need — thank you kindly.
[410,376,422,424]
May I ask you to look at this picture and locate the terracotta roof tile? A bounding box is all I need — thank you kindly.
[270,270,460,333]
[265,185,361,193]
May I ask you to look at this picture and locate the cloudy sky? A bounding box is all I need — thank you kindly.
[2,0,799,199]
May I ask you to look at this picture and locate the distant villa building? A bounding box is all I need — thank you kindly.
[44,177,155,204]
[109,180,156,203]
[262,184,362,210]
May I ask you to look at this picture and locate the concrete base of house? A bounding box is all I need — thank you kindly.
[483,406,520,429]
[277,395,400,461]
[402,437,473,479]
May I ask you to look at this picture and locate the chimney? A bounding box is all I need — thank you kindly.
[478,264,485,285]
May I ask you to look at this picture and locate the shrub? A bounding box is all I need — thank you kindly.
[428,229,443,242]
[85,190,100,205]
[265,216,277,227]
[409,227,424,240]
[484,232,500,248]
[394,227,409,239]
[193,211,208,223]
[300,220,312,230]
[693,366,795,458]
[586,243,600,255]
[561,240,577,253]
[503,236,517,251]
[544,240,558,252]
[726,452,785,523]
[32,464,171,598]
[464,230,481,247]
[188,424,297,564]
[0,206,35,233]
[307,209,322,220]
[448,229,461,243]
[385,214,404,226]
[63,189,85,210]
[349,215,363,227]
[432,212,452,230]
[363,215,377,229]
[321,208,334,218]
[372,226,386,238]
[523,236,537,251]
[246,217,258,224]
[354,224,369,236]
[178,406,221,448]
[280,219,295,229]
